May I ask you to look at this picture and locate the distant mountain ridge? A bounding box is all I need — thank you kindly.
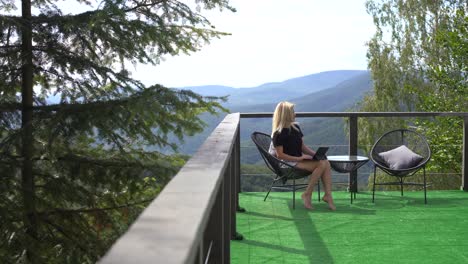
[178,70,368,106]
[177,85,236,97]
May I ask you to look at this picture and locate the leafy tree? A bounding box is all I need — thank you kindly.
[358,0,467,189]
[415,8,467,173]
[0,0,233,262]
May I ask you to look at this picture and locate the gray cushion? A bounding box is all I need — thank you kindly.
[378,145,424,170]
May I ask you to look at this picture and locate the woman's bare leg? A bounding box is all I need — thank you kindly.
[296,160,323,209]
[301,173,321,209]
[297,160,336,210]
[319,160,336,210]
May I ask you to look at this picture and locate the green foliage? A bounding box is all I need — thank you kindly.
[0,0,233,262]
[358,0,467,187]
[414,8,467,174]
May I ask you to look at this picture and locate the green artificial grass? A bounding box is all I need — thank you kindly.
[231,191,468,264]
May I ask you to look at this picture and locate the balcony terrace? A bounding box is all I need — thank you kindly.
[100,112,468,264]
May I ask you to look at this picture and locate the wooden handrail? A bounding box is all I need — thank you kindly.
[99,113,240,264]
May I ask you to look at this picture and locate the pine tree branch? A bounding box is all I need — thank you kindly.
[57,154,144,168]
[40,217,90,255]
[33,46,132,87]
[0,45,21,49]
[30,86,162,113]
[0,2,188,25]
[123,0,168,13]
[39,198,153,216]
[0,89,141,113]
[1,153,155,169]
[0,66,22,73]
[0,102,21,111]
[0,154,22,164]
[32,98,131,112]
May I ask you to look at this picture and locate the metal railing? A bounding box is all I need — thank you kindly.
[241,112,468,191]
[100,111,467,263]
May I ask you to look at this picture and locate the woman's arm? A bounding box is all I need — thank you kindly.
[302,141,316,156]
[275,145,312,162]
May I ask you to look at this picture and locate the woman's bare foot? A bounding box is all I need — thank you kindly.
[322,195,336,211]
[301,193,314,210]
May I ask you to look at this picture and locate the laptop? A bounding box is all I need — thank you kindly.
[312,147,329,160]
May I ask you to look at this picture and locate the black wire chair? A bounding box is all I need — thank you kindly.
[251,132,319,209]
[370,129,431,204]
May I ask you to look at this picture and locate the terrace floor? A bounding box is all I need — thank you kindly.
[231,190,468,264]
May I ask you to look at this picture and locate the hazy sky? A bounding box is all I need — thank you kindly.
[133,0,376,88]
[55,0,375,88]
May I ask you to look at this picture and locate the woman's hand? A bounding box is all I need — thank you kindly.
[301,154,314,160]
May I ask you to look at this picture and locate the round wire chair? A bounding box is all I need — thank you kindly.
[251,132,317,209]
[370,129,431,204]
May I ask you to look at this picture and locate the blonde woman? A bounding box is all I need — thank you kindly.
[271,101,335,210]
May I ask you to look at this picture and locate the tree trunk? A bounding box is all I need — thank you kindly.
[21,0,37,260]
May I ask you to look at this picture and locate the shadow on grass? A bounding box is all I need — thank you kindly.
[245,211,295,221]
[288,204,334,263]
[233,208,337,263]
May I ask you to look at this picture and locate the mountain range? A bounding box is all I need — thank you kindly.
[183,70,369,107]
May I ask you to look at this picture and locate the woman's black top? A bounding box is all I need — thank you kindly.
[272,125,303,157]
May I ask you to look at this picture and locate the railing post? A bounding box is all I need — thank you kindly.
[462,116,468,191]
[349,115,358,193]
[203,185,222,263]
[231,129,238,239]
[197,241,203,264]
[233,121,244,240]
[222,160,231,263]
[235,122,241,208]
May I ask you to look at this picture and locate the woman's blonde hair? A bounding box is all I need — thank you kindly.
[271,101,298,137]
